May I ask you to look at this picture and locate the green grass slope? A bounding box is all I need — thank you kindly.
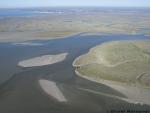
[73,40,150,87]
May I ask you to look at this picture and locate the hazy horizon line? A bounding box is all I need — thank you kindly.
[0,6,150,9]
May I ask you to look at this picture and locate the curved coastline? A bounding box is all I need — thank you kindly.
[73,40,150,85]
[75,69,150,105]
[73,40,150,105]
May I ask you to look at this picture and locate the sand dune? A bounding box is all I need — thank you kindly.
[18,53,68,67]
[39,79,67,102]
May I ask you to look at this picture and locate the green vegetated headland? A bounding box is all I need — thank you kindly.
[73,40,150,87]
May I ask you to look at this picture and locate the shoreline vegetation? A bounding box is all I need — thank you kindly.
[73,40,150,105]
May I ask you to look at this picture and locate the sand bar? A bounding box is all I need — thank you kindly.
[18,53,68,67]
[39,79,67,102]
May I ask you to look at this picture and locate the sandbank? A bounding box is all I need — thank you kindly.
[18,53,68,67]
[39,79,67,102]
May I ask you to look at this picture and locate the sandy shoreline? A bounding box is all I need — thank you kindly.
[18,53,68,67]
[0,31,80,43]
[39,79,67,102]
[75,69,150,105]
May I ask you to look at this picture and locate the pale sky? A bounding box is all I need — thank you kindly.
[0,0,150,8]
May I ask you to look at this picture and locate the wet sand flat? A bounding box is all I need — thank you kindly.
[75,70,150,105]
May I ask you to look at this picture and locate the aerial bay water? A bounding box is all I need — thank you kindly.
[0,7,150,113]
[0,33,150,113]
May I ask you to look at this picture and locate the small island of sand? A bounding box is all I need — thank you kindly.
[18,53,68,67]
[39,79,67,102]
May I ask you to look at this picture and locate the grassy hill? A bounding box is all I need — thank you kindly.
[73,40,150,87]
